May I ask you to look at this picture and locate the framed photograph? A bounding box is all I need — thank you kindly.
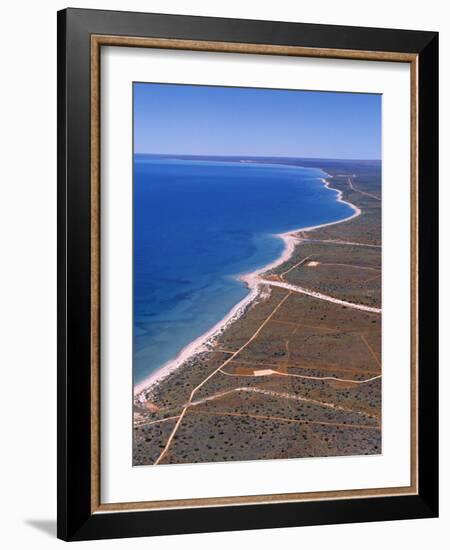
[57,8,438,541]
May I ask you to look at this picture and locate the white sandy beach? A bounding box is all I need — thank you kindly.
[135,173,361,398]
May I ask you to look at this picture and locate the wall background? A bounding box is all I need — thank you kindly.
[0,1,446,547]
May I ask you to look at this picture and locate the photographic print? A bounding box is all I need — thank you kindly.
[58,10,438,539]
[133,83,382,466]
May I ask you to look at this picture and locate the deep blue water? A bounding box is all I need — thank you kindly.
[133,156,353,385]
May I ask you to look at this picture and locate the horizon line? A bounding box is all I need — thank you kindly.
[134,152,382,162]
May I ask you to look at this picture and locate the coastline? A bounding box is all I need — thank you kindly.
[134,173,361,398]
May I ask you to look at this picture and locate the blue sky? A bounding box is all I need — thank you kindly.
[134,83,381,160]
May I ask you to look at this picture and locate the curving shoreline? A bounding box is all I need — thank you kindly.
[134,173,361,398]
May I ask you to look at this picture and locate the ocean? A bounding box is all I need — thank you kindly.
[133,155,354,385]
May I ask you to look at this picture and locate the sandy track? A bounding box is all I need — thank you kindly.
[189,410,381,431]
[260,278,381,313]
[218,367,381,385]
[348,176,381,201]
[189,386,379,420]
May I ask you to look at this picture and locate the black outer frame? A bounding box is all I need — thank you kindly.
[57,7,438,542]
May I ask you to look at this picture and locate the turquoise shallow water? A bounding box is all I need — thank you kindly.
[133,156,353,385]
